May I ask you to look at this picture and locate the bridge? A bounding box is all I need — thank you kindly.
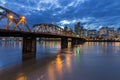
[0,6,86,55]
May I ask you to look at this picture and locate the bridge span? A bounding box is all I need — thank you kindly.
[0,6,86,55]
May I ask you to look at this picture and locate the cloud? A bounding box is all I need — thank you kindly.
[58,17,95,25]
[0,0,120,30]
[0,0,6,5]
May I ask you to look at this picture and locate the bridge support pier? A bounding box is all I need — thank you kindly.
[22,37,36,54]
[61,38,68,49]
[72,38,81,46]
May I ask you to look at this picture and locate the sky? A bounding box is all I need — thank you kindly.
[0,0,120,30]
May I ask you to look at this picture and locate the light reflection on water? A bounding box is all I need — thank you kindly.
[0,41,61,68]
[0,42,120,80]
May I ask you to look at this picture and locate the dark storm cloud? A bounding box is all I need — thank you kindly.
[0,0,120,29]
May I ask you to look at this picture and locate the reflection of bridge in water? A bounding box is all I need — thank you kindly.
[0,6,86,58]
[0,41,21,48]
[0,40,61,49]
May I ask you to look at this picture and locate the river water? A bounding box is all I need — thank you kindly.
[0,41,120,80]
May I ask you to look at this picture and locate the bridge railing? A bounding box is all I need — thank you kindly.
[31,23,76,37]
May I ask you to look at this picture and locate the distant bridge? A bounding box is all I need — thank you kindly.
[0,6,86,55]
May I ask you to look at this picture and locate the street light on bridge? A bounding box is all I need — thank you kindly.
[21,16,25,19]
[21,16,26,22]
[8,15,14,19]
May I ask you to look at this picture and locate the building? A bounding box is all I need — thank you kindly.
[80,29,88,38]
[64,26,73,35]
[99,27,115,39]
[99,27,108,39]
[117,28,120,40]
[74,22,84,37]
[74,22,80,36]
[88,30,98,38]
[108,27,115,39]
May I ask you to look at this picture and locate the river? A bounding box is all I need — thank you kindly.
[0,41,120,80]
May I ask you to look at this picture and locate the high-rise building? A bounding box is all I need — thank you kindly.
[88,30,98,38]
[74,22,80,36]
[117,28,120,40]
[99,27,108,39]
[74,22,84,37]
[108,27,115,39]
[80,29,88,38]
[99,27,115,39]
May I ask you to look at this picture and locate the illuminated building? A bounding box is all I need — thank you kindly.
[74,22,81,36]
[74,22,85,37]
[88,30,98,38]
[99,27,115,39]
[99,27,108,39]
[117,28,120,40]
[108,27,115,39]
[80,29,88,38]
[64,26,72,32]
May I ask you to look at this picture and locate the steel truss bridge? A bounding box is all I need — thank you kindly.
[0,6,86,55]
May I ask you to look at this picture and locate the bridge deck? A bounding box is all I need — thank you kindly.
[0,29,83,39]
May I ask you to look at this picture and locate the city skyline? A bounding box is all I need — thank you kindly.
[0,0,120,30]
[74,22,120,40]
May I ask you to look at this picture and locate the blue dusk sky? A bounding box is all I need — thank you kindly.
[0,0,120,30]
